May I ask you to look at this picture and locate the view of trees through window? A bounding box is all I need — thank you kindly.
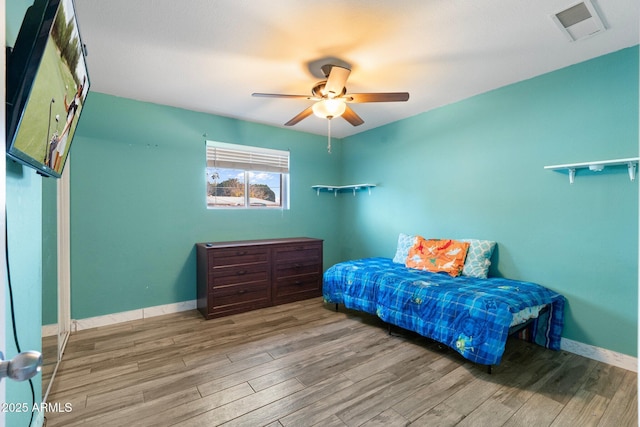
[205,141,289,209]
[207,168,283,207]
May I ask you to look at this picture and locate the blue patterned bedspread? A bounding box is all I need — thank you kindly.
[323,257,565,366]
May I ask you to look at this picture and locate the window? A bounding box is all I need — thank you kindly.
[206,141,290,209]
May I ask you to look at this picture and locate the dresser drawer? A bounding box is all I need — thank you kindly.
[209,247,269,269]
[274,258,321,279]
[211,281,270,300]
[210,263,269,288]
[208,282,271,317]
[273,243,322,263]
[273,275,321,304]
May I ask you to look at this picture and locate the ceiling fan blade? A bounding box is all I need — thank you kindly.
[324,66,351,98]
[346,92,410,103]
[341,105,364,126]
[252,93,312,99]
[284,106,314,126]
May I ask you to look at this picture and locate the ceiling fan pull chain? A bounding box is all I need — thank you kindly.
[327,117,332,154]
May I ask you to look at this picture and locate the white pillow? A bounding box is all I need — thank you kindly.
[392,233,417,264]
[460,239,496,279]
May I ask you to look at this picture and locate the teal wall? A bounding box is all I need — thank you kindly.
[6,1,45,425]
[5,164,44,427]
[339,47,639,357]
[69,94,342,319]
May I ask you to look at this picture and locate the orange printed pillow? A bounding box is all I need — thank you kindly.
[406,237,470,277]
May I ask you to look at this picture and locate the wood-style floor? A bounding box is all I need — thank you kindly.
[43,298,637,426]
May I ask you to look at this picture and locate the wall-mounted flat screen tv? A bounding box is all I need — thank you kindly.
[6,0,89,178]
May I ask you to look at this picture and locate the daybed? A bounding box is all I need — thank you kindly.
[323,235,565,368]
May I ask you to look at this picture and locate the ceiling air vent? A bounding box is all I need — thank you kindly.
[552,0,606,41]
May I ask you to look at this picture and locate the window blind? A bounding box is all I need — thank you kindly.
[206,141,289,174]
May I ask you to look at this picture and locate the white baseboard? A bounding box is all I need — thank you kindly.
[42,300,197,336]
[561,337,637,372]
[42,324,58,337]
[42,301,638,373]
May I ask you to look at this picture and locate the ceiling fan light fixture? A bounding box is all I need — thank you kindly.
[312,98,346,119]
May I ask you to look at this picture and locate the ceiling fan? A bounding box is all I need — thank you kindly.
[252,64,410,127]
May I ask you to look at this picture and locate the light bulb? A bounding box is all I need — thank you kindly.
[312,99,346,119]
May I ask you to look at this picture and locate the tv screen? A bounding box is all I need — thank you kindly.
[6,0,89,178]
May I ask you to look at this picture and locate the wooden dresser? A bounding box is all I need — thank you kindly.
[196,237,323,319]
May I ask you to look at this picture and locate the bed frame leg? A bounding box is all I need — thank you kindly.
[487,365,493,375]
[335,303,339,312]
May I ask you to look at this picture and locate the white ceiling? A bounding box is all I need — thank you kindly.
[74,0,639,138]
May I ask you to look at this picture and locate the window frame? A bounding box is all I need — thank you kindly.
[205,141,290,210]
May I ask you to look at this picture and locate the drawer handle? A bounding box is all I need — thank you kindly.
[236,250,248,256]
[295,281,303,286]
[236,270,247,275]
[237,289,247,295]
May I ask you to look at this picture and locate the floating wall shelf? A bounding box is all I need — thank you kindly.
[544,157,639,184]
[312,184,376,197]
